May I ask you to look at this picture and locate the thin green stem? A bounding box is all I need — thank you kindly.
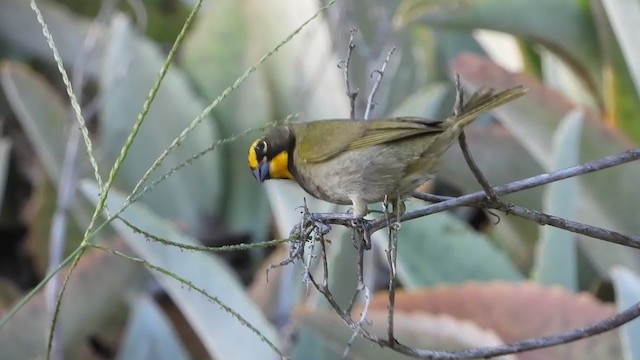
[29,0,103,188]
[46,246,87,360]
[83,0,204,241]
[118,215,293,251]
[124,114,297,210]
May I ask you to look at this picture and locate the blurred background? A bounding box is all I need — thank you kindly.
[0,0,639,359]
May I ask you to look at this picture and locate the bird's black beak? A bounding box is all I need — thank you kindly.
[252,160,271,182]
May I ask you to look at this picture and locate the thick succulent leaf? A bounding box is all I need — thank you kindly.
[181,0,272,242]
[0,138,11,208]
[237,0,356,324]
[531,109,583,290]
[396,0,602,94]
[451,53,640,276]
[0,0,101,77]
[0,62,92,228]
[116,296,191,360]
[392,204,522,288]
[0,239,148,359]
[601,0,640,96]
[540,49,597,107]
[610,267,640,360]
[297,307,514,360]
[369,282,622,360]
[99,15,220,231]
[0,62,77,182]
[223,0,349,235]
[392,83,543,268]
[81,181,281,360]
[592,0,640,144]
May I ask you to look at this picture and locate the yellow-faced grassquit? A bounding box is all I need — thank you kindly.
[248,86,526,217]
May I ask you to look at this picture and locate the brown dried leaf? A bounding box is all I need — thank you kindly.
[369,282,621,360]
[297,307,516,360]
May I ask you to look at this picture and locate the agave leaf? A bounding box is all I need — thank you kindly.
[395,0,602,94]
[610,267,640,360]
[0,239,148,359]
[0,138,11,208]
[392,83,542,268]
[0,62,93,228]
[393,204,522,288]
[297,307,514,360]
[451,53,640,276]
[0,62,77,182]
[531,109,583,290]
[181,0,272,242]
[600,0,640,94]
[81,181,281,360]
[592,0,640,143]
[0,0,102,77]
[116,296,191,360]
[99,15,220,231]
[369,282,622,360]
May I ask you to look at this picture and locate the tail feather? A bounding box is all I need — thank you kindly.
[445,85,527,131]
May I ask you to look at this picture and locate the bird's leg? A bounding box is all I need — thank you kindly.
[348,197,372,250]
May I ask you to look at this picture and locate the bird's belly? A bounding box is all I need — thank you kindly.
[293,143,436,205]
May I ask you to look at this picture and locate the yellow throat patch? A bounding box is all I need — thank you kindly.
[269,151,294,179]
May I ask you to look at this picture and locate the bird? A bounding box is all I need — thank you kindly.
[248,85,526,217]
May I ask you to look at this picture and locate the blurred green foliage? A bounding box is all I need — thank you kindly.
[0,0,639,359]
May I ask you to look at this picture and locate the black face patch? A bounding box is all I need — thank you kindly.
[254,140,267,161]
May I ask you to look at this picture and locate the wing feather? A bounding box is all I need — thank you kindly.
[297,117,443,163]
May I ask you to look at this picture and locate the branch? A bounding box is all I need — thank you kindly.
[338,27,359,119]
[381,299,640,359]
[369,148,640,236]
[363,46,396,120]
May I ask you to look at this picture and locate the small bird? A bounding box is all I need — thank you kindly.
[248,85,526,217]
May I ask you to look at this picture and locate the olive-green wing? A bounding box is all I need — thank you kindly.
[297,117,443,163]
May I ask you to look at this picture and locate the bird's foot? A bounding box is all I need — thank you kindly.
[349,217,372,250]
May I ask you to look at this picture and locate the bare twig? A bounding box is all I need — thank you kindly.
[385,197,401,345]
[452,73,499,202]
[363,46,396,120]
[338,27,359,119]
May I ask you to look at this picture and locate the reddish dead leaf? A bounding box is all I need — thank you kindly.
[368,282,621,360]
[297,307,516,360]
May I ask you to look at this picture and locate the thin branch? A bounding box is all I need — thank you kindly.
[385,197,400,345]
[363,46,396,120]
[452,72,500,202]
[309,148,640,248]
[368,148,640,234]
[338,27,359,119]
[378,299,640,359]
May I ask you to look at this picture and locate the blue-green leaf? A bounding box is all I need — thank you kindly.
[99,15,221,231]
[531,108,584,290]
[81,181,281,360]
[611,267,640,360]
[117,296,191,360]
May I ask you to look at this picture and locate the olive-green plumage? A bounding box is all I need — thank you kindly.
[249,86,526,217]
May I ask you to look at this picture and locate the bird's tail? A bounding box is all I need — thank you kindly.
[444,85,528,131]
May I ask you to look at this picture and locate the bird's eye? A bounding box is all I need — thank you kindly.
[255,140,267,155]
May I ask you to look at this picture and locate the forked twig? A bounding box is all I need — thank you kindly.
[338,27,359,119]
[364,46,396,120]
